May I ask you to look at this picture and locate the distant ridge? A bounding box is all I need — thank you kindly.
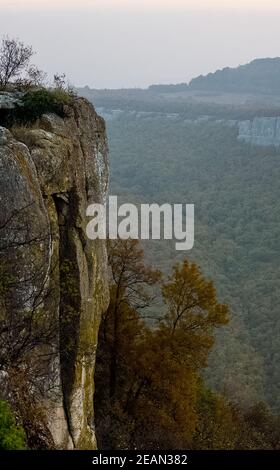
[148,83,189,93]
[149,58,280,95]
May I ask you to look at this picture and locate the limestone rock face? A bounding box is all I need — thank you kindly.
[238,116,280,146]
[0,97,110,449]
[0,91,23,109]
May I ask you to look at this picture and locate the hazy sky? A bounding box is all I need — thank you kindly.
[1,0,280,88]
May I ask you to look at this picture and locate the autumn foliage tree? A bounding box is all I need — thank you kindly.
[121,259,228,449]
[97,239,160,397]
[95,240,230,449]
[95,239,160,447]
[161,259,229,369]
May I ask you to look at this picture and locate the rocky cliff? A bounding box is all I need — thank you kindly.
[238,117,280,146]
[0,93,110,449]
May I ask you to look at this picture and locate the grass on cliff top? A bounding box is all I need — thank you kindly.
[0,88,75,128]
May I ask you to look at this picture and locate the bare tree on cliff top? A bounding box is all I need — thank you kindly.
[0,36,33,87]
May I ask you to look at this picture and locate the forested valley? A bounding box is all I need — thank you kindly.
[81,72,280,445]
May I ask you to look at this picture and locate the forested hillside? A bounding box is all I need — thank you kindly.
[189,58,280,94]
[148,58,280,95]
[104,113,280,411]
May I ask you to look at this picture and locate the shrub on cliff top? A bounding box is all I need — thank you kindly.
[15,89,71,123]
[0,88,73,127]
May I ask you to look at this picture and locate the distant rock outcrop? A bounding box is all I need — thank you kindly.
[238,117,280,146]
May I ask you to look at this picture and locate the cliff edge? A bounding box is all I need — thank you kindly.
[0,93,110,449]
